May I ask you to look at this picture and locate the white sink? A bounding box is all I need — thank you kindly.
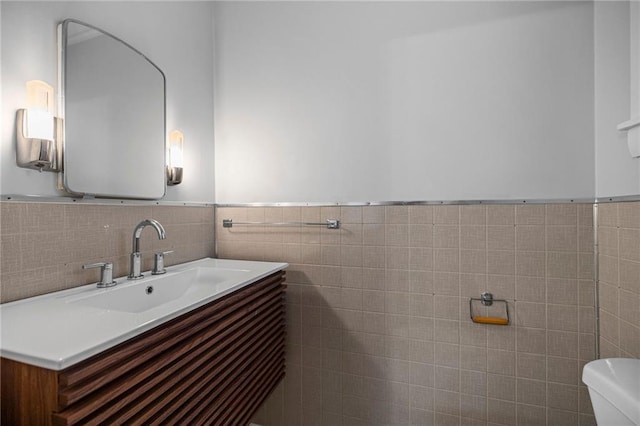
[69,267,249,313]
[0,258,287,370]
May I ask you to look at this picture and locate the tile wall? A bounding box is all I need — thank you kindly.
[4,201,635,424]
[0,202,215,303]
[597,201,640,358]
[216,204,597,426]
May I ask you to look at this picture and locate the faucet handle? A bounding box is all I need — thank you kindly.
[83,262,117,288]
[152,251,173,275]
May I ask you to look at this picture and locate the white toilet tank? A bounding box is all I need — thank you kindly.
[582,358,640,426]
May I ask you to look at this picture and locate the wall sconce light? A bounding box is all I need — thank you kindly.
[16,80,63,172]
[167,130,184,186]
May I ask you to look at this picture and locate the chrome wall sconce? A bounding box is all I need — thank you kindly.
[167,130,184,186]
[16,80,63,172]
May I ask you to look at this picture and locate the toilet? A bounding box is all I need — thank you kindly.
[582,358,640,426]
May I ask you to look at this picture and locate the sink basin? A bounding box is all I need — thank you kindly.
[0,258,287,370]
[68,267,249,313]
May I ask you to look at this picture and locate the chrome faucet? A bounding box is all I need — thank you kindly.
[128,219,166,280]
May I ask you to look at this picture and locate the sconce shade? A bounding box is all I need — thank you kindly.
[26,80,54,112]
[25,80,55,141]
[167,130,184,185]
[169,130,184,168]
[23,109,54,141]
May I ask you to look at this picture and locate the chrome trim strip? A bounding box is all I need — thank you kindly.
[0,195,214,207]
[213,204,219,258]
[3,194,639,207]
[216,197,619,207]
[593,203,601,359]
[594,194,640,203]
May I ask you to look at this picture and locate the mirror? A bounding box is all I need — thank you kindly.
[60,19,166,199]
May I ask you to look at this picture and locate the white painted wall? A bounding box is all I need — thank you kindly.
[1,1,215,202]
[213,2,596,204]
[594,1,640,198]
[4,2,633,204]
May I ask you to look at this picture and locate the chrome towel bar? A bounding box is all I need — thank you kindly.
[222,218,340,229]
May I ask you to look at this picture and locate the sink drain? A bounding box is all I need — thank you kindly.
[146,286,154,295]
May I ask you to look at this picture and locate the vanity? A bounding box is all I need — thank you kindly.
[3,11,284,423]
[4,14,288,425]
[1,258,288,425]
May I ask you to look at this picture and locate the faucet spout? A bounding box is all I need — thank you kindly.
[132,219,166,253]
[128,219,166,280]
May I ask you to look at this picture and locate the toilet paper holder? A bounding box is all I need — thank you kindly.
[469,292,510,325]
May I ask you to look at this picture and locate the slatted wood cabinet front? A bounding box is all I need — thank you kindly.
[1,270,286,425]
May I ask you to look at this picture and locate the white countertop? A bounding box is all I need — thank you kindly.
[0,258,287,371]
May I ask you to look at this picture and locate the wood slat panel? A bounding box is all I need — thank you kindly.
[205,344,285,425]
[211,359,285,425]
[236,364,286,425]
[94,306,283,425]
[132,312,283,425]
[211,342,284,422]
[162,326,284,424]
[154,298,285,424]
[186,334,284,424]
[239,370,286,426]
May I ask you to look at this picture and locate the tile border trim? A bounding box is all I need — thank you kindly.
[1,195,214,207]
[218,195,640,207]
[3,194,639,207]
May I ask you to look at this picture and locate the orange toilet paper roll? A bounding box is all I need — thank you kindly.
[472,316,509,325]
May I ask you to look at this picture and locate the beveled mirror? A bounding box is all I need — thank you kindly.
[59,19,166,199]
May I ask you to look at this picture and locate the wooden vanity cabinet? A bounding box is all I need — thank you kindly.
[1,271,286,425]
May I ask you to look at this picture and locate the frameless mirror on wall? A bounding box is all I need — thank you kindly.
[60,19,166,199]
